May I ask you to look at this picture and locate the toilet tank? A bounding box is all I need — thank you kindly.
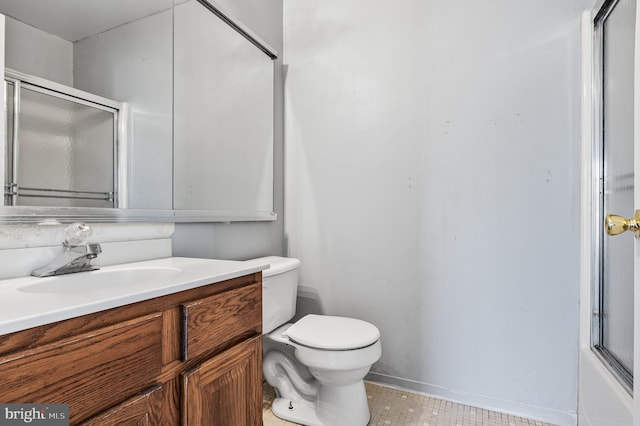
[244,256,301,334]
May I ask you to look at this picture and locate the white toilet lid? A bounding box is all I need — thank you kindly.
[286,314,380,350]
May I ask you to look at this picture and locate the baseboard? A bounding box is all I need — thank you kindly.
[365,372,577,426]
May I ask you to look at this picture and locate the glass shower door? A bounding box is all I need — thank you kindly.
[594,0,636,390]
[4,77,120,208]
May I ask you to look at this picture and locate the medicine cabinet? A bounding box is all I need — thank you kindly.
[0,0,277,223]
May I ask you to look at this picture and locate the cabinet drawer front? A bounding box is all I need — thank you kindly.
[0,314,163,424]
[182,282,261,361]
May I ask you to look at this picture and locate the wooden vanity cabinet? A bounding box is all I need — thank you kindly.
[81,384,166,426]
[183,336,262,425]
[0,272,263,426]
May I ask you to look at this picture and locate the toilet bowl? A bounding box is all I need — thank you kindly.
[244,256,381,426]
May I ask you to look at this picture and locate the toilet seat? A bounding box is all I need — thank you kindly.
[286,314,380,350]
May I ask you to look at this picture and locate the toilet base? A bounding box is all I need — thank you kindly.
[269,381,371,426]
[264,327,378,426]
[272,397,322,426]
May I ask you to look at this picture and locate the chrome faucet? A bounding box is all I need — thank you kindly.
[31,223,102,277]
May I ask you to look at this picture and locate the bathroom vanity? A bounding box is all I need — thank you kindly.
[0,258,265,425]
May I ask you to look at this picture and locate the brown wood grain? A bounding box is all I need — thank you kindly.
[182,335,262,426]
[80,384,163,426]
[0,314,163,424]
[182,282,262,361]
[162,308,181,364]
[0,272,259,357]
[0,272,263,425]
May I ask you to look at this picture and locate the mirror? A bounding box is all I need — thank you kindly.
[4,71,122,208]
[173,0,274,212]
[0,0,276,222]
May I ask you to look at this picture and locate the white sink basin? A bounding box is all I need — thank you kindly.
[0,257,268,336]
[17,266,183,294]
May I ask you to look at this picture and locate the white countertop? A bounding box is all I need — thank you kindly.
[0,257,267,336]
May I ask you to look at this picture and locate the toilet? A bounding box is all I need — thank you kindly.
[245,256,381,426]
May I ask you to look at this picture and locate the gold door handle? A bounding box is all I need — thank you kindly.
[605,210,640,236]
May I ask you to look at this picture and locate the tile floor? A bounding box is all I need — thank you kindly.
[262,381,558,426]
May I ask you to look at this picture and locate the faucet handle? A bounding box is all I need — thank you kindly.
[64,222,93,246]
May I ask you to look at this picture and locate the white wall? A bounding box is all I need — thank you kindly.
[4,16,72,86]
[283,1,586,423]
[73,10,173,210]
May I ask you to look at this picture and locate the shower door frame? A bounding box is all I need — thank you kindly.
[590,0,636,393]
[3,68,128,208]
[578,0,640,424]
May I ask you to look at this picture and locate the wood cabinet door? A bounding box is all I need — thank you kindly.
[182,335,262,426]
[80,384,163,426]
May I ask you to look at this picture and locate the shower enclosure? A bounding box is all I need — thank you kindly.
[3,70,123,208]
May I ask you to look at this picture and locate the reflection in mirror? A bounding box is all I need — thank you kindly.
[4,71,121,208]
[0,0,278,222]
[174,0,275,214]
[73,7,173,209]
[0,0,173,210]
